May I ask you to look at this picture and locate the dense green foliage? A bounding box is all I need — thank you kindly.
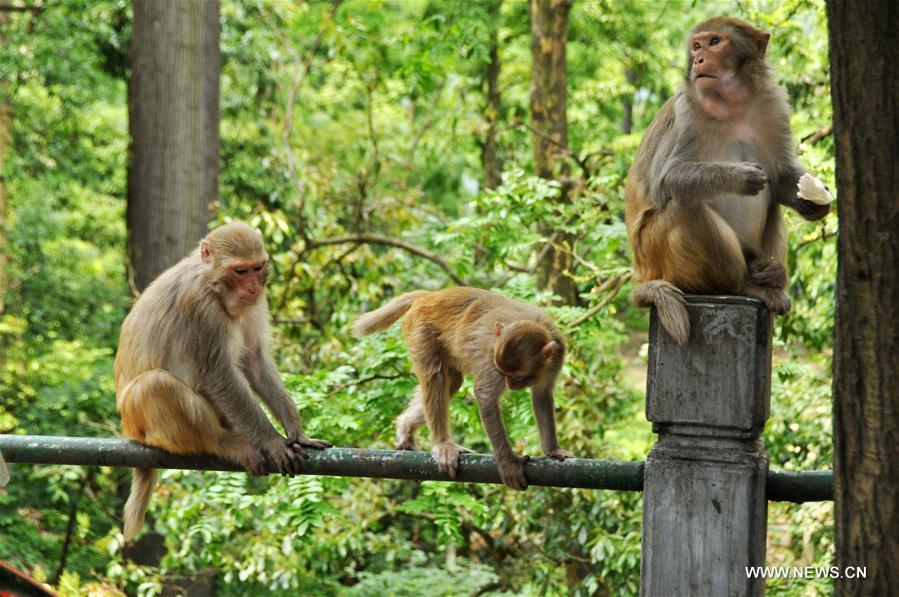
[1,1,834,595]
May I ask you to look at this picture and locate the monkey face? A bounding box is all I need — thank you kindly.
[493,321,560,390]
[494,364,538,390]
[688,31,738,87]
[494,341,543,390]
[225,259,268,305]
[505,374,536,391]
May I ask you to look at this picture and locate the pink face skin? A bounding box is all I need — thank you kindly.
[688,31,752,119]
[225,258,268,305]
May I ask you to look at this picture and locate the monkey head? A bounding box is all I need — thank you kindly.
[201,222,269,313]
[686,17,771,116]
[493,321,560,390]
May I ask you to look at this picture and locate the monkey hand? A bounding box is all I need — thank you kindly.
[732,162,768,195]
[263,436,305,476]
[497,454,529,491]
[794,174,832,220]
[749,260,788,289]
[544,447,574,461]
[797,173,833,205]
[287,431,332,454]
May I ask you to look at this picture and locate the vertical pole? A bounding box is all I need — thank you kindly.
[640,296,771,596]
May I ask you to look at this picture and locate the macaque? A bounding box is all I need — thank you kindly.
[625,17,832,344]
[115,222,330,541]
[353,287,572,490]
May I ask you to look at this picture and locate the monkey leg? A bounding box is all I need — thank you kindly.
[118,369,266,475]
[637,204,747,294]
[748,202,789,288]
[744,284,791,314]
[395,387,425,450]
[412,358,467,476]
[745,204,792,314]
[633,204,747,343]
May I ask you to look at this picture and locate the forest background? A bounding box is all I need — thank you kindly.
[0,0,836,595]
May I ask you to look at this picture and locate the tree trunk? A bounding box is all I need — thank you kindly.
[128,0,220,291]
[530,0,577,306]
[827,1,899,594]
[0,98,7,319]
[481,0,502,191]
[0,11,9,316]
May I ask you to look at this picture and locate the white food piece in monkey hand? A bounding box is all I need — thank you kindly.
[797,173,833,205]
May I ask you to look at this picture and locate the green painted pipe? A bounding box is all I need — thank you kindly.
[766,470,834,502]
[0,435,833,500]
[0,435,644,491]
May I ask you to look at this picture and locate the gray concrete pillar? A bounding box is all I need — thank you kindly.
[640,296,771,597]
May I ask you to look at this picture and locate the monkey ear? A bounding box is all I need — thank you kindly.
[541,341,558,360]
[756,32,770,57]
[200,240,212,263]
[495,322,504,337]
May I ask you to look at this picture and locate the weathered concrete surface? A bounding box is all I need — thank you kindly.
[646,295,772,434]
[641,296,771,597]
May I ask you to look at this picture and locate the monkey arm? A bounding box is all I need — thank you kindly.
[530,374,570,459]
[474,374,529,490]
[658,159,767,207]
[242,347,304,440]
[196,348,283,446]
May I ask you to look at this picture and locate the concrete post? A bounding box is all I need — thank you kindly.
[640,296,772,596]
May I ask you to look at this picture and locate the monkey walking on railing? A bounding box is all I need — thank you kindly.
[115,222,330,541]
[354,287,573,490]
[625,16,833,344]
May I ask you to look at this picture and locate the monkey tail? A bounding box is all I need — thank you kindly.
[353,290,430,337]
[632,280,690,345]
[123,467,157,542]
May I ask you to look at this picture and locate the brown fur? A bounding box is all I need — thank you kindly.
[625,17,830,344]
[115,222,330,542]
[354,287,572,490]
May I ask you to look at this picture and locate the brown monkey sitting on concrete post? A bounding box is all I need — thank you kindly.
[625,17,833,344]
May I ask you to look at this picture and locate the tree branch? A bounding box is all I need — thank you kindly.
[0,4,44,13]
[328,372,411,392]
[800,125,833,146]
[309,233,467,286]
[566,271,632,329]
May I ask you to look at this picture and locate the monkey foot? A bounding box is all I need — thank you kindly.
[395,437,417,451]
[745,285,791,315]
[431,442,468,478]
[235,448,268,477]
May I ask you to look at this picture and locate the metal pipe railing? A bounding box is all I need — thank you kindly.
[0,435,644,491]
[0,435,832,500]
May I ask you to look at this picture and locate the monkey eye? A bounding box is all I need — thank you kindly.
[710,37,720,45]
[693,42,701,50]
[253,266,264,272]
[235,268,248,275]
